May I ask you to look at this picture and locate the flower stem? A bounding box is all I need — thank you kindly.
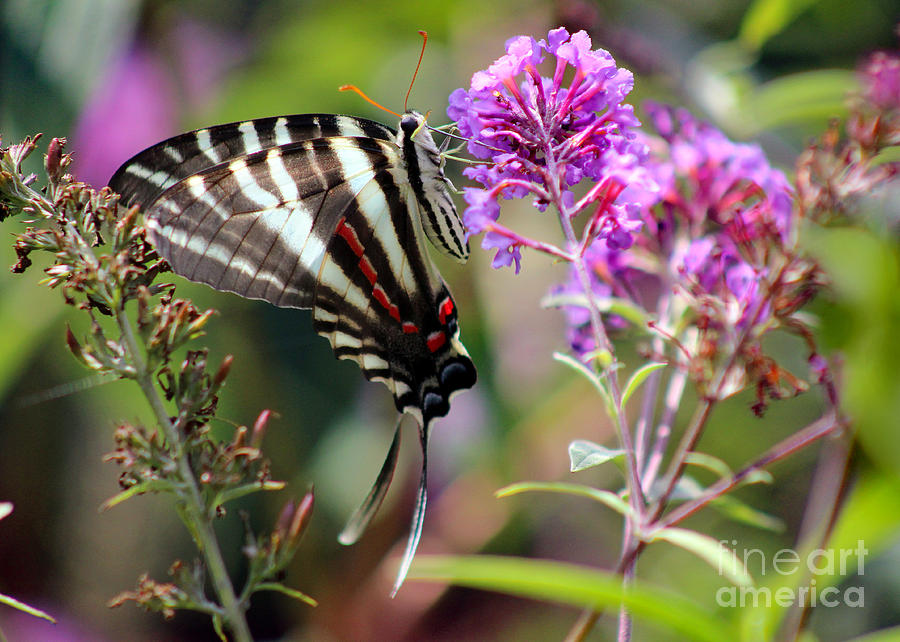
[570,251,646,510]
[482,220,574,262]
[779,419,852,639]
[616,567,634,642]
[544,143,644,642]
[632,353,661,472]
[542,143,646,513]
[616,517,637,642]
[115,308,252,642]
[640,367,687,494]
[655,411,840,530]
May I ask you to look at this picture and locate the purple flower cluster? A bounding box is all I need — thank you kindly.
[450,28,820,405]
[641,102,794,244]
[447,28,652,271]
[641,103,793,326]
[561,103,798,379]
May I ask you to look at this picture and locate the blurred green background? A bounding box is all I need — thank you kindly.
[1,0,899,640]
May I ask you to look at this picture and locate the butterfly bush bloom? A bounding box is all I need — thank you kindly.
[451,30,823,409]
[447,28,654,272]
[854,46,900,167]
[796,46,900,226]
[860,49,900,111]
[557,102,820,407]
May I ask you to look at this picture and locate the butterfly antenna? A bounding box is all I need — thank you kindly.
[405,30,428,112]
[339,85,401,118]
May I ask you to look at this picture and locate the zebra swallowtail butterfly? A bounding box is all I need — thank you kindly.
[109,110,476,594]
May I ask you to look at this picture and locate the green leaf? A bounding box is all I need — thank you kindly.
[409,555,736,642]
[582,348,614,370]
[254,582,318,607]
[740,70,854,134]
[684,452,734,479]
[99,480,180,511]
[212,613,227,642]
[99,483,155,511]
[622,361,667,407]
[712,495,785,533]
[872,146,900,167]
[741,469,775,486]
[0,592,56,623]
[216,480,285,507]
[496,481,634,519]
[541,292,649,328]
[552,351,603,391]
[649,527,753,587]
[568,440,625,472]
[738,0,823,51]
[552,352,616,420]
[683,453,774,486]
[648,474,695,503]
[605,299,651,328]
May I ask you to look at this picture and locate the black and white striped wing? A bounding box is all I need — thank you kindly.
[110,114,395,208]
[114,133,474,425]
[109,114,476,595]
[313,162,475,427]
[133,136,389,310]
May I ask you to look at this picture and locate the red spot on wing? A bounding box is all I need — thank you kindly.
[336,218,365,257]
[358,255,377,285]
[426,331,446,353]
[438,297,454,325]
[337,217,423,334]
[373,284,401,322]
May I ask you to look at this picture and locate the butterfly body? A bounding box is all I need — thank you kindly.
[109,111,475,593]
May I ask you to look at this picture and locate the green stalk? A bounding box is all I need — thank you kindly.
[115,308,252,642]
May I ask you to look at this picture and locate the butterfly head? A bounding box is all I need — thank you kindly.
[400,111,437,148]
[400,109,428,131]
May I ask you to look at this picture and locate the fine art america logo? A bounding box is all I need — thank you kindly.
[716,540,868,608]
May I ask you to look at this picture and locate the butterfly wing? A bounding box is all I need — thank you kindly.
[134,137,398,311]
[109,114,396,208]
[116,121,476,421]
[314,163,475,593]
[110,117,477,595]
[313,163,475,425]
